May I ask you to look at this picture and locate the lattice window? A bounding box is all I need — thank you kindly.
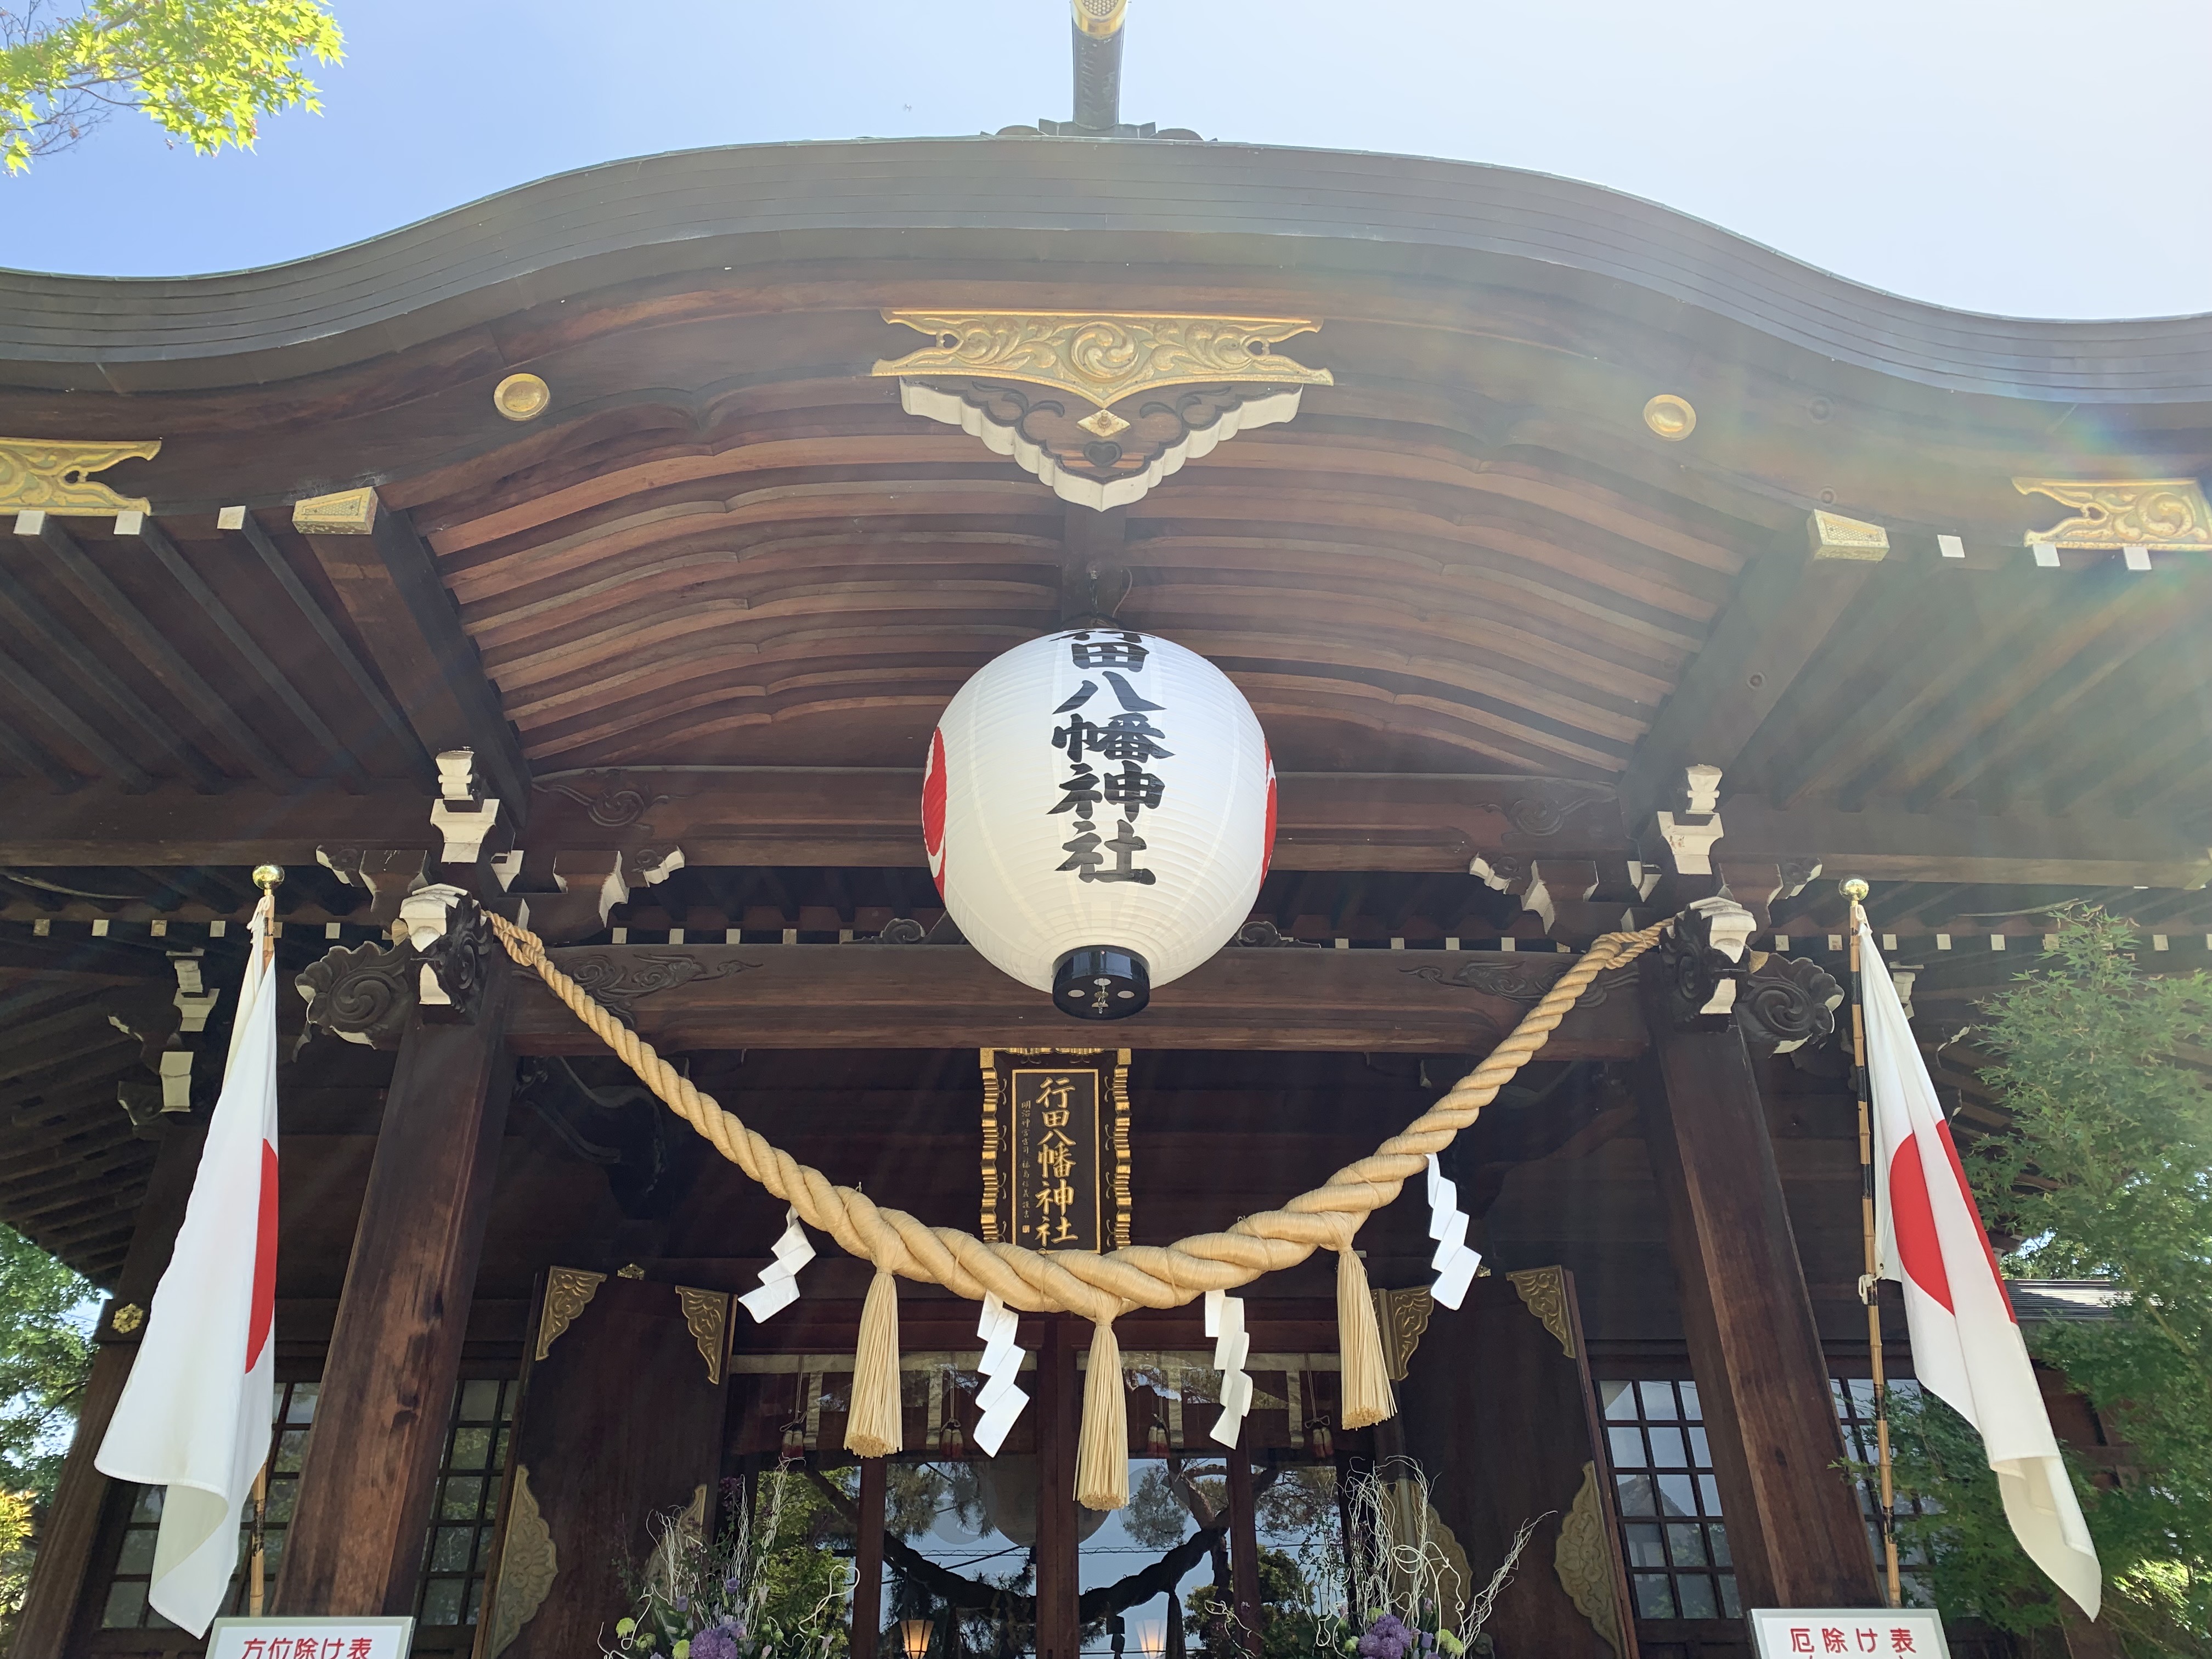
[1598,1379,1739,1621]
[1831,1378,1936,1607]
[99,1379,320,1630]
[413,1377,520,1629]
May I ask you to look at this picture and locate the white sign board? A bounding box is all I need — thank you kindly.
[1748,1609,1950,1659]
[207,1615,414,1659]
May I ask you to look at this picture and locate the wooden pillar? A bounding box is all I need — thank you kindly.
[1034,1316,1080,1659]
[274,958,514,1616]
[1637,920,1879,1609]
[1224,1446,1263,1659]
[9,1125,206,1658]
[851,1457,886,1659]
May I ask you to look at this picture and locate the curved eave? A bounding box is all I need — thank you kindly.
[2,138,2209,404]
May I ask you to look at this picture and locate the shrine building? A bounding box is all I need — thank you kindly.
[2,10,2207,1659]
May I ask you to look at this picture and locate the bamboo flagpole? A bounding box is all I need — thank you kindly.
[246,864,281,1617]
[1842,876,1903,1609]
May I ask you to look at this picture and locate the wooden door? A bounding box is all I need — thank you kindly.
[1393,1267,1638,1659]
[475,1270,731,1659]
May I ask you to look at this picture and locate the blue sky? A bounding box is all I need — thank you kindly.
[1,0,2207,319]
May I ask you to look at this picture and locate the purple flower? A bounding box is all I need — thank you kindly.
[692,1627,741,1659]
[1358,1616,1415,1659]
[725,1577,743,1595]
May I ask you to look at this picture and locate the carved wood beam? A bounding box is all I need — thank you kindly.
[499,943,1649,1054]
[1618,536,1883,823]
[295,489,532,820]
[5,771,2208,896]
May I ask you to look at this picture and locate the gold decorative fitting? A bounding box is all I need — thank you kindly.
[534,1266,606,1360]
[292,487,380,536]
[110,1301,145,1334]
[675,1285,730,1385]
[494,373,552,422]
[1076,407,1131,438]
[485,1464,558,1656]
[1555,1462,1623,1655]
[2015,477,2212,550]
[0,438,159,514]
[1808,507,1889,562]
[874,312,1333,408]
[1506,1265,1575,1357]
[1641,394,1696,441]
[1072,0,1128,38]
[616,1261,646,1279]
[1371,1285,1435,1381]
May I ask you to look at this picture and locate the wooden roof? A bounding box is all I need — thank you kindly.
[1,138,2208,1282]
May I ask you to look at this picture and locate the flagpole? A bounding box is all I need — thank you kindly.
[1843,876,1903,1609]
[246,865,282,1618]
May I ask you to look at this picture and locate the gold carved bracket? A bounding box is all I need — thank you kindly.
[486,1463,558,1657]
[0,438,160,514]
[676,1285,730,1385]
[2016,477,2212,551]
[876,313,1333,511]
[874,312,1333,408]
[534,1266,606,1361]
[1371,1285,1435,1382]
[1555,1461,1623,1656]
[1506,1265,1575,1357]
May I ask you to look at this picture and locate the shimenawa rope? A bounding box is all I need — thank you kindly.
[482,906,1663,1506]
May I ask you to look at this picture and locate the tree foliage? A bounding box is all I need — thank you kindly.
[0,1223,92,1501]
[0,0,342,173]
[1887,908,2212,1653]
[0,1224,93,1645]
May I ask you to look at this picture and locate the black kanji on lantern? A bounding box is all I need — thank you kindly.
[1053,712,1174,764]
[1102,761,1164,814]
[1054,671,1164,715]
[1065,629,1150,671]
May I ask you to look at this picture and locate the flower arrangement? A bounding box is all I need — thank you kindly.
[605,1469,852,1659]
[1313,1461,1538,1659]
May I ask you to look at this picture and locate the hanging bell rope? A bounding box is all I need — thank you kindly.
[479,907,1664,1500]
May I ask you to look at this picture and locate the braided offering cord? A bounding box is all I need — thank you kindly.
[481,906,1664,1501]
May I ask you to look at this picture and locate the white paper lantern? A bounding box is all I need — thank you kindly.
[922,627,1276,1020]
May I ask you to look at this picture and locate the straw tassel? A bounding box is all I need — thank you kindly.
[1336,1248,1395,1430]
[845,1267,904,1458]
[1074,1318,1130,1510]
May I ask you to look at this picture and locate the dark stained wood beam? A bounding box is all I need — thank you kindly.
[29,518,297,788]
[132,518,371,791]
[502,943,1644,1054]
[5,771,2208,897]
[302,496,530,818]
[275,966,515,1616]
[230,512,435,787]
[1619,540,1880,822]
[0,538,227,790]
[0,637,140,789]
[1635,958,1880,1610]
[1714,794,2212,889]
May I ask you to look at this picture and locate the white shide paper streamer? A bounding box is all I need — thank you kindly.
[737,1207,816,1323]
[973,1293,1029,1456]
[1426,1154,1482,1310]
[1205,1288,1254,1446]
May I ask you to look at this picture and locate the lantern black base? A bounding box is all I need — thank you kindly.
[1052,947,1150,1020]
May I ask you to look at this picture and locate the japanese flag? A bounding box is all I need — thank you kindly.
[1860,919,2101,1618]
[98,900,281,1634]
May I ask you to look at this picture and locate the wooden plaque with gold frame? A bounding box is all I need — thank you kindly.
[980,1047,1131,1251]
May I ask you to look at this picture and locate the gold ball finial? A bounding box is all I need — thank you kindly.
[1840,877,1870,902]
[252,864,285,892]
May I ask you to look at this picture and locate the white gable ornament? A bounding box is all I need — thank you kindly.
[923,627,1276,1020]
